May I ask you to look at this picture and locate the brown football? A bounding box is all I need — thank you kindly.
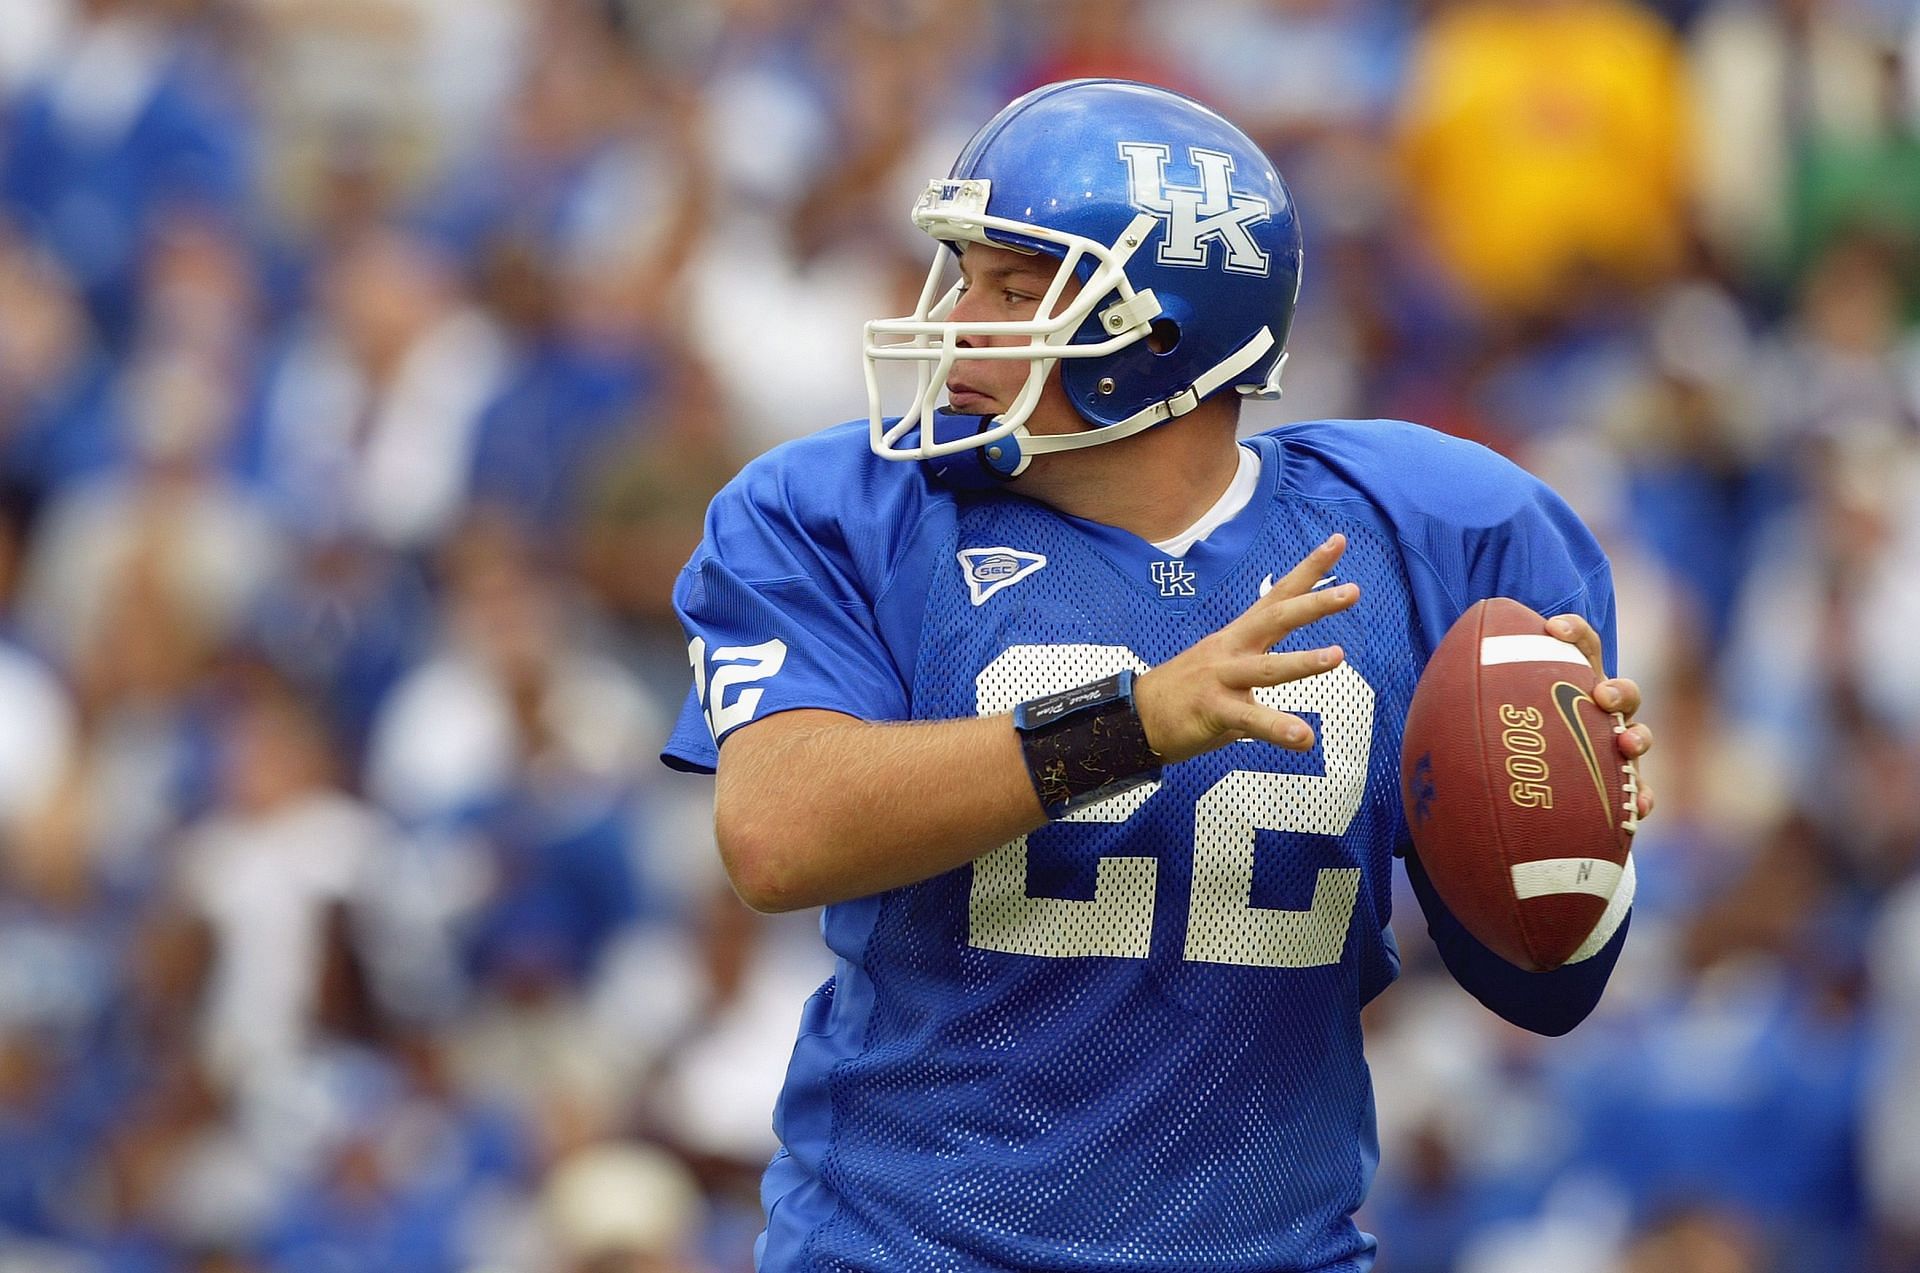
[1398,598,1638,971]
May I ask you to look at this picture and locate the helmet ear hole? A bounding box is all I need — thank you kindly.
[1147,318,1182,355]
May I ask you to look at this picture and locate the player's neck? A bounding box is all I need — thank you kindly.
[1015,409,1245,543]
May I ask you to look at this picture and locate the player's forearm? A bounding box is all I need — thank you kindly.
[714,709,1046,912]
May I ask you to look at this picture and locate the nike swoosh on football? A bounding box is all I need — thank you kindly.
[1551,680,1613,817]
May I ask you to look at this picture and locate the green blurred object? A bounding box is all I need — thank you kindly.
[1791,129,1920,315]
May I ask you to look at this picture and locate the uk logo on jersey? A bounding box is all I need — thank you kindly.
[1117,142,1272,277]
[1151,560,1197,598]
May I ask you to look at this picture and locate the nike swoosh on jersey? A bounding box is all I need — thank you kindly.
[1258,573,1338,598]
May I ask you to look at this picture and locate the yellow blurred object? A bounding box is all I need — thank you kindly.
[1396,0,1692,314]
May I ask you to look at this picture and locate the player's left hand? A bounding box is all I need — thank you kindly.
[1546,613,1655,823]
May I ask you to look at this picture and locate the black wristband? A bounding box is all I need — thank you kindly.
[1013,670,1164,819]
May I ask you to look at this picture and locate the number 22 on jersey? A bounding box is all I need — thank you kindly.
[970,644,1375,968]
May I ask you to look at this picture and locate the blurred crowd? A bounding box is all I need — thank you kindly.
[0,0,1916,1269]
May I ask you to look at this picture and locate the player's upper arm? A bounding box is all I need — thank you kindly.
[1352,423,1616,672]
[660,424,941,774]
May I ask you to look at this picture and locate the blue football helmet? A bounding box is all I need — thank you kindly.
[865,78,1304,480]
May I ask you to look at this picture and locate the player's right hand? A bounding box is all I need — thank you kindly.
[1133,533,1359,765]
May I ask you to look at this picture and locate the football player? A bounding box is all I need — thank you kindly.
[665,79,1655,1272]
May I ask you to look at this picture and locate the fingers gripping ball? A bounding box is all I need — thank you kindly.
[1399,599,1639,972]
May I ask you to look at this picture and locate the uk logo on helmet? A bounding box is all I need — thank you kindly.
[1117,142,1272,277]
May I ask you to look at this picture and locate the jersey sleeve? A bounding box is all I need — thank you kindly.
[661,429,930,774]
[1387,428,1618,673]
[1261,420,1618,672]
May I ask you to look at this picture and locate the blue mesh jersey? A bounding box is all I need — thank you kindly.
[664,419,1619,1272]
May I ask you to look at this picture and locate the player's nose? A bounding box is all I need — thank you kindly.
[950,297,983,340]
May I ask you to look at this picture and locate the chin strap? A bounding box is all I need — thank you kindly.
[1010,325,1279,466]
[920,326,1284,489]
[1036,326,1274,451]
